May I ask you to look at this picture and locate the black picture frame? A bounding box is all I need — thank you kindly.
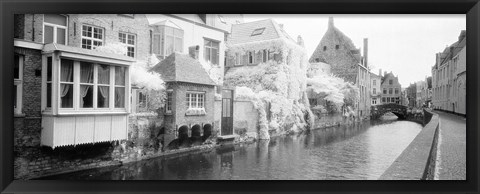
[0,0,478,193]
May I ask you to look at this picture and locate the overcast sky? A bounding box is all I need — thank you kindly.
[243,14,466,87]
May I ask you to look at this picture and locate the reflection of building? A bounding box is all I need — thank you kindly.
[380,71,402,104]
[309,17,370,118]
[432,30,466,115]
[370,71,382,106]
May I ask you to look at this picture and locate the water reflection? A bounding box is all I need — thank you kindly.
[42,119,421,180]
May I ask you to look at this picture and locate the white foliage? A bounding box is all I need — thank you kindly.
[94,43,128,56]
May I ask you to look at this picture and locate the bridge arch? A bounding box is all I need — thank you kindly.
[371,103,408,120]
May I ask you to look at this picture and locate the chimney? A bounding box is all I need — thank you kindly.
[384,71,387,76]
[297,35,305,48]
[363,38,368,67]
[188,45,200,59]
[328,17,334,29]
[449,46,454,59]
[379,69,382,77]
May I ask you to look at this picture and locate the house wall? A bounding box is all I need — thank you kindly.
[381,74,402,104]
[13,14,166,180]
[162,82,216,146]
[371,74,382,106]
[233,100,258,136]
[149,15,226,84]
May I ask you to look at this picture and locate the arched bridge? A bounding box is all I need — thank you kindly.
[371,103,408,120]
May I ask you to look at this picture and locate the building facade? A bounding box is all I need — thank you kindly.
[432,30,466,115]
[309,17,370,118]
[370,71,382,106]
[380,71,402,104]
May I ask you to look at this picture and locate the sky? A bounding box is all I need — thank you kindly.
[243,14,466,87]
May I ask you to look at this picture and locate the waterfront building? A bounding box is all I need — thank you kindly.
[380,71,402,104]
[416,80,426,108]
[431,30,466,115]
[406,83,417,108]
[309,17,370,118]
[151,53,216,147]
[370,70,382,106]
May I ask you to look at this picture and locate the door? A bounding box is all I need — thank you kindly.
[221,89,234,136]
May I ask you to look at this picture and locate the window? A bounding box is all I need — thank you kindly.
[119,32,136,57]
[261,49,268,63]
[119,14,134,18]
[373,88,376,94]
[81,25,104,50]
[152,26,184,58]
[218,15,226,23]
[387,97,391,103]
[60,59,74,108]
[323,46,327,51]
[389,88,393,94]
[204,39,220,65]
[251,28,265,36]
[389,79,393,85]
[114,66,126,108]
[165,91,173,113]
[335,45,339,50]
[373,80,376,86]
[372,98,377,105]
[395,88,399,94]
[46,57,52,108]
[382,97,386,102]
[14,55,23,115]
[383,89,387,94]
[235,53,241,66]
[50,58,128,111]
[43,14,68,45]
[138,91,148,109]
[186,92,205,109]
[248,51,254,64]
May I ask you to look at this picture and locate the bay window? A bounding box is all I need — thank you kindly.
[204,39,219,65]
[152,25,184,59]
[82,25,104,50]
[44,57,129,112]
[14,54,23,115]
[119,32,136,57]
[43,14,68,45]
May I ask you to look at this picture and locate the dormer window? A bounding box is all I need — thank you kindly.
[251,28,265,36]
[152,25,184,59]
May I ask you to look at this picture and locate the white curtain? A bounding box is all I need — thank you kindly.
[60,60,73,107]
[80,63,93,107]
[98,65,110,107]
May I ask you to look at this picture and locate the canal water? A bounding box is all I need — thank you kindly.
[43,116,422,180]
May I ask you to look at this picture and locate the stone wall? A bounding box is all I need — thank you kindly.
[378,110,440,180]
[233,100,258,136]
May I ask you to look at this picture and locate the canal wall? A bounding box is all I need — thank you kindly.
[378,110,440,180]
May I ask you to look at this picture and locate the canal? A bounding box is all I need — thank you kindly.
[42,116,422,180]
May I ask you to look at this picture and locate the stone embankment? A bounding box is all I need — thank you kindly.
[379,110,440,180]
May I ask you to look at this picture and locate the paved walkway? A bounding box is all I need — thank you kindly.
[433,111,466,180]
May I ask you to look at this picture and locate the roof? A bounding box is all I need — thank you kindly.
[151,53,216,86]
[228,19,296,45]
[439,30,466,66]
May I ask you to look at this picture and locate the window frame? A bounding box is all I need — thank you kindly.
[204,38,220,65]
[186,91,206,110]
[152,26,184,59]
[42,14,68,45]
[251,27,266,36]
[119,32,137,58]
[14,55,24,116]
[165,90,173,114]
[42,54,129,115]
[81,24,104,50]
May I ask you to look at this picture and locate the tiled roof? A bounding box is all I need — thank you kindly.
[439,30,466,65]
[228,19,296,45]
[151,53,216,86]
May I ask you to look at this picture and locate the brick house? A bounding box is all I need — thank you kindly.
[12,14,153,179]
[309,17,371,118]
[151,53,216,148]
[380,71,402,104]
